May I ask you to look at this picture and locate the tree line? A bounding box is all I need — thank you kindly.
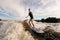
[35,17,60,23]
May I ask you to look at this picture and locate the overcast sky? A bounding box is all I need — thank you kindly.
[0,0,60,20]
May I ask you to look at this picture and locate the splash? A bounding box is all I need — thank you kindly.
[0,20,60,40]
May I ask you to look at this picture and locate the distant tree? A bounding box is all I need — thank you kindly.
[41,18,45,22]
[40,17,59,23]
[45,17,58,23]
[0,19,2,21]
[35,20,41,22]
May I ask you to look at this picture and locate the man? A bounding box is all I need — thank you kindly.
[25,8,34,27]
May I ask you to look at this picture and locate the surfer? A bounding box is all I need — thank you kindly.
[25,8,34,27]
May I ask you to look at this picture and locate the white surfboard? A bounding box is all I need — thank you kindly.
[26,20,44,33]
[30,26,44,33]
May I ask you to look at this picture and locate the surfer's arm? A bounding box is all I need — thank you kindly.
[25,15,29,18]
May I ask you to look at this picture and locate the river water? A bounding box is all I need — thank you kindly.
[0,21,60,40]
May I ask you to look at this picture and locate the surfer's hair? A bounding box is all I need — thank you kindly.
[28,8,30,11]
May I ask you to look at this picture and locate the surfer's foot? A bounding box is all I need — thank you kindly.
[32,25,35,29]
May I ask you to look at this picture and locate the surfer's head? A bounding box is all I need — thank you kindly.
[28,8,30,12]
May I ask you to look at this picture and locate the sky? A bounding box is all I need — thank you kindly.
[0,0,60,20]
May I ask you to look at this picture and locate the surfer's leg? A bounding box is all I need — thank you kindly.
[31,19,35,27]
[29,20,31,26]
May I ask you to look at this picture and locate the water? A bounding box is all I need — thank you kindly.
[0,20,60,40]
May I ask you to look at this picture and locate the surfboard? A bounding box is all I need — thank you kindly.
[27,20,44,33]
[29,25,44,33]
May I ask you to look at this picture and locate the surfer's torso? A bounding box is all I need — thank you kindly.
[29,12,33,19]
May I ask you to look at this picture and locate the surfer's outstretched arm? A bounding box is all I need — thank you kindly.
[25,15,29,18]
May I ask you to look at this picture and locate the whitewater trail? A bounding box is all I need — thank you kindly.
[0,20,60,40]
[0,20,47,40]
[0,21,35,40]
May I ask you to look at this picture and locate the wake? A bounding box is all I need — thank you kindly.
[0,20,60,40]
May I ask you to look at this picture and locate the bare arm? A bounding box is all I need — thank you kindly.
[25,15,29,18]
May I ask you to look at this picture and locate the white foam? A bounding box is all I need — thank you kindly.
[0,21,60,40]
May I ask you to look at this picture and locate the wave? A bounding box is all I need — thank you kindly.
[0,20,60,40]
